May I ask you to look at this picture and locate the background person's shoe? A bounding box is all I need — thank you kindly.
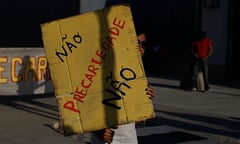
[205,85,210,91]
[191,87,197,91]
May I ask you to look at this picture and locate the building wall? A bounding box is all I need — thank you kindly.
[201,0,240,83]
[80,0,106,13]
[0,0,80,47]
[1,0,237,83]
[202,0,229,65]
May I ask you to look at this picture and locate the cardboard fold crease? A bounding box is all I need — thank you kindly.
[41,4,155,135]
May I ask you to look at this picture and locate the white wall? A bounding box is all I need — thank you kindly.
[202,0,229,65]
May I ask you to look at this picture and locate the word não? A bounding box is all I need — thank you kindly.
[103,67,137,109]
[55,33,82,62]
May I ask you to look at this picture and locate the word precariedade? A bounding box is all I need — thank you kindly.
[0,56,49,83]
[63,17,130,113]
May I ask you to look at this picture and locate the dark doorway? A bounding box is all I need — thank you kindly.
[142,0,195,75]
[229,0,240,82]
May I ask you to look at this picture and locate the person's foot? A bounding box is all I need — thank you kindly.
[191,87,197,91]
[205,85,210,91]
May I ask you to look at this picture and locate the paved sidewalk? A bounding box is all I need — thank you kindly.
[0,76,240,144]
[146,76,240,144]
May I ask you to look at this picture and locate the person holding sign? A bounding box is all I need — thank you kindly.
[90,1,154,144]
[91,31,155,144]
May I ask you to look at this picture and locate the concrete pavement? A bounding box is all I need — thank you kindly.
[0,75,240,144]
[140,75,240,144]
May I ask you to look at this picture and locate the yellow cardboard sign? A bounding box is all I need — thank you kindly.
[41,4,155,135]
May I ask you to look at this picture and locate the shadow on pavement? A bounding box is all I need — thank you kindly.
[138,131,206,144]
[150,82,181,90]
[145,110,240,140]
[0,93,59,120]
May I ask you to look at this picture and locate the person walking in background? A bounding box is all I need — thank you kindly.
[191,30,213,91]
